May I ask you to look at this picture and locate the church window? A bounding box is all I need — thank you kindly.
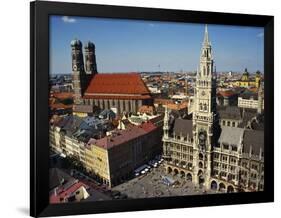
[222,155,228,162]
[204,104,207,111]
[214,153,219,160]
[251,164,258,171]
[221,164,227,170]
[242,162,248,168]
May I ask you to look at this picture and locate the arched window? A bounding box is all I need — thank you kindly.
[204,104,207,111]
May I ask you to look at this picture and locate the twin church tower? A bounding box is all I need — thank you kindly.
[71,39,98,105]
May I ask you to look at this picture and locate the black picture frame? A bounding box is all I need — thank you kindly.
[30,1,274,217]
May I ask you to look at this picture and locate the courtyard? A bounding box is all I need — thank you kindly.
[112,164,218,199]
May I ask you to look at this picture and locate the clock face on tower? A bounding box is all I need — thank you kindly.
[73,65,77,71]
[201,91,206,96]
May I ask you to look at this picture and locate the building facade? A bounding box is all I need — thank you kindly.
[85,121,162,187]
[238,86,264,111]
[162,25,264,193]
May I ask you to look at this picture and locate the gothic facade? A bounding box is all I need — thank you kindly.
[162,26,264,193]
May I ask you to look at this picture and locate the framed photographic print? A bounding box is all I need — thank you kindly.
[30,1,274,217]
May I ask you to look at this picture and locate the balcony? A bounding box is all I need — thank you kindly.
[164,137,193,147]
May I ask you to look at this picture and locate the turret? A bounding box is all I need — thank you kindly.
[195,24,216,114]
[71,39,84,71]
[163,105,169,138]
[255,70,261,88]
[71,39,86,105]
[241,68,249,81]
[199,25,213,78]
[257,83,263,114]
[84,41,98,75]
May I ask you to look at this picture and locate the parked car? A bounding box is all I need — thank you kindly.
[141,170,146,174]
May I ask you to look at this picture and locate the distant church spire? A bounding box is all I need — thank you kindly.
[203,24,210,45]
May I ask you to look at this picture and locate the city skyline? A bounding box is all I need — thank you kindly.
[49,23,265,202]
[50,15,264,74]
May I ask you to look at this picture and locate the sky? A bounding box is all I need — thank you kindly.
[50,15,264,74]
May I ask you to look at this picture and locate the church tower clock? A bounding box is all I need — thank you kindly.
[192,25,218,189]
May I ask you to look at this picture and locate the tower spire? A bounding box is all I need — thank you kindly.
[203,24,210,45]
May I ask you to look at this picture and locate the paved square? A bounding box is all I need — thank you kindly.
[112,165,218,199]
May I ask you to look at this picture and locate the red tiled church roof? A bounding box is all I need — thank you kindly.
[83,95,151,100]
[84,73,151,97]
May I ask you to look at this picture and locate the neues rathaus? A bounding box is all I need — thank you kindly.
[162,25,264,193]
